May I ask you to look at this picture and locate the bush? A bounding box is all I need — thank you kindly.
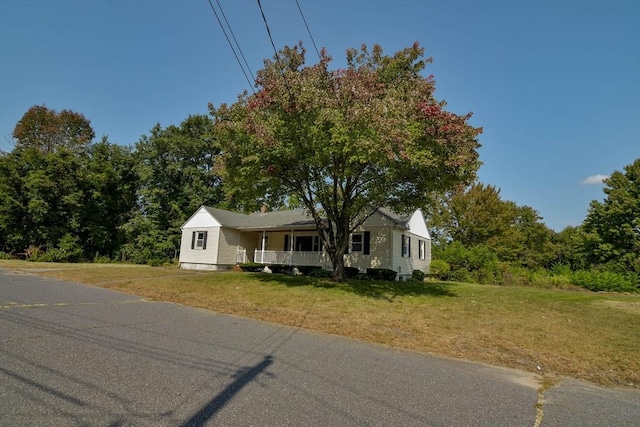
[366,268,397,281]
[344,266,360,278]
[295,265,322,276]
[268,264,290,274]
[146,258,166,267]
[0,251,12,260]
[308,268,332,278]
[238,263,266,272]
[24,245,43,261]
[428,259,450,279]
[410,270,425,282]
[93,254,112,263]
[572,270,639,293]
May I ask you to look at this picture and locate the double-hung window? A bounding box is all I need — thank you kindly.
[419,240,426,260]
[350,232,370,254]
[191,231,208,250]
[351,234,363,252]
[401,234,411,257]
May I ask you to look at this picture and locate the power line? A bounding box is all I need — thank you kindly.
[207,0,255,94]
[256,0,297,102]
[216,0,256,84]
[256,0,283,69]
[295,0,321,61]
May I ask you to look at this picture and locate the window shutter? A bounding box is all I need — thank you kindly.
[284,234,289,251]
[191,231,196,249]
[363,231,370,255]
[202,231,208,250]
[408,237,411,257]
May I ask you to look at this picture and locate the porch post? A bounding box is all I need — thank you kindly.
[290,229,294,265]
[261,230,266,263]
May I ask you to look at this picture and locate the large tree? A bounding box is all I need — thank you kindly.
[425,182,556,268]
[12,105,95,153]
[583,158,640,272]
[0,106,136,260]
[211,43,482,281]
[121,115,223,263]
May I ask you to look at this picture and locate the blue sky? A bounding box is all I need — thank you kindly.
[1,0,638,231]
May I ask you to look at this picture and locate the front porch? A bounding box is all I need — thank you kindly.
[238,249,330,268]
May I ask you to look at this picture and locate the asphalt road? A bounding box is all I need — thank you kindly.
[1,268,638,426]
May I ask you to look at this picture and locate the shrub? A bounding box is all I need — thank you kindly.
[308,268,332,278]
[238,263,266,272]
[572,270,639,293]
[269,264,289,274]
[24,246,43,261]
[146,258,166,267]
[411,270,425,282]
[428,259,450,279]
[0,251,12,260]
[93,254,112,263]
[295,265,322,276]
[366,268,397,281]
[344,266,360,278]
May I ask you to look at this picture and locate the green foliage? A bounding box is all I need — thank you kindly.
[0,251,12,260]
[212,42,481,281]
[434,242,500,284]
[365,268,398,281]
[146,258,166,267]
[411,269,426,282]
[12,105,94,153]
[122,115,223,262]
[583,159,640,272]
[238,263,266,272]
[92,254,113,263]
[425,183,557,269]
[308,268,333,278]
[572,270,639,293]
[428,259,450,279]
[344,266,360,278]
[0,107,137,260]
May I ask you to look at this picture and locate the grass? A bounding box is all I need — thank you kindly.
[2,260,639,388]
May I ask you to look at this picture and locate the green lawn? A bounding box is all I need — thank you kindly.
[2,260,638,388]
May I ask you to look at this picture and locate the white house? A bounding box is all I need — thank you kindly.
[178,206,431,280]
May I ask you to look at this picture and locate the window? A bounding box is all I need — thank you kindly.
[401,234,411,257]
[419,240,426,260]
[351,234,363,252]
[191,231,208,250]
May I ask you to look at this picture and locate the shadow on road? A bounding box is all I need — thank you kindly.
[180,355,274,427]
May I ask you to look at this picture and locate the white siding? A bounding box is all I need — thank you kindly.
[217,228,247,265]
[179,226,220,266]
[182,206,221,228]
[390,229,431,279]
[344,227,392,271]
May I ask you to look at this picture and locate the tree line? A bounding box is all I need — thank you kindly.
[1,105,637,284]
[0,105,223,264]
[0,42,637,289]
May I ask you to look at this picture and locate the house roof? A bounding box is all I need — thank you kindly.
[203,206,317,230]
[200,206,414,231]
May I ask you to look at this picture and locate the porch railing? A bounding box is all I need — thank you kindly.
[253,250,325,267]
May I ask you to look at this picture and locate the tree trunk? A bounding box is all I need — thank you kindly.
[331,250,345,282]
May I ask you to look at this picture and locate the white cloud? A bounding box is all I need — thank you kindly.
[581,174,609,185]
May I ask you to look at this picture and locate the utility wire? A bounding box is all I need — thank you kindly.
[207,0,255,94]
[256,0,296,101]
[216,0,256,84]
[295,0,321,61]
[256,0,284,69]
